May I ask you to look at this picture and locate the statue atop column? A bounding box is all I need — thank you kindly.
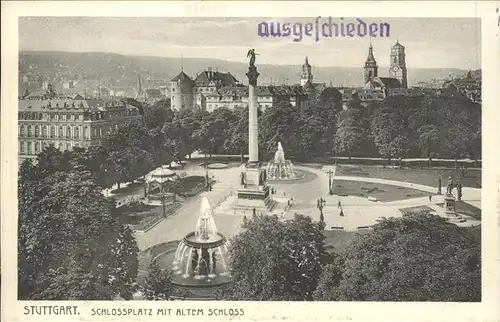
[246,49,260,86]
[247,48,259,67]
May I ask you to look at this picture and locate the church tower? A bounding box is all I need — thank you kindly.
[300,57,313,86]
[364,40,378,84]
[389,40,408,88]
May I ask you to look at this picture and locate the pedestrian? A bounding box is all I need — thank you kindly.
[339,209,344,217]
[338,200,341,208]
[429,194,432,202]
[253,208,256,216]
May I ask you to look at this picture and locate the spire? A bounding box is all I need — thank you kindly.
[365,41,376,64]
[304,56,310,66]
[97,73,101,99]
[181,54,184,71]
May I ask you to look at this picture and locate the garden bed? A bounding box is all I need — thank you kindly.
[435,201,481,219]
[336,165,481,188]
[332,181,429,202]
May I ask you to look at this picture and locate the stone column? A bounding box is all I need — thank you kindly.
[247,66,260,164]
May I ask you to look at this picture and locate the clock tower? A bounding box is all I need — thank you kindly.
[389,41,407,88]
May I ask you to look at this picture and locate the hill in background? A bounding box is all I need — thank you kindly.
[19,51,471,93]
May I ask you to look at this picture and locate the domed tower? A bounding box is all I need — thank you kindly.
[364,40,378,84]
[300,57,313,86]
[170,71,196,111]
[389,40,408,88]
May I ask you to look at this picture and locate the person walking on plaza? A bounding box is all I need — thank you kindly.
[338,200,341,208]
[429,194,432,202]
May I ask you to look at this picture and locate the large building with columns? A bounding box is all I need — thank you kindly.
[18,85,142,163]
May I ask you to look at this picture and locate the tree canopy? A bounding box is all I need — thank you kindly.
[221,214,326,300]
[314,213,481,301]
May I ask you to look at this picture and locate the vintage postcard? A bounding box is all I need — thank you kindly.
[1,1,499,321]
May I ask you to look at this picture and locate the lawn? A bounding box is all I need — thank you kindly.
[117,201,182,232]
[399,205,435,215]
[332,180,429,202]
[336,165,481,188]
[436,201,481,219]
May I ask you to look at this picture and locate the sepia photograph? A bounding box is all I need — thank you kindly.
[3,2,500,320]
[14,15,484,302]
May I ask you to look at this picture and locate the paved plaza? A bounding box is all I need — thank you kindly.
[134,162,482,251]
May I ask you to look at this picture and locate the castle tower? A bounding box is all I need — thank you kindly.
[389,40,408,88]
[300,57,313,86]
[364,40,378,84]
[170,71,196,111]
[136,73,145,101]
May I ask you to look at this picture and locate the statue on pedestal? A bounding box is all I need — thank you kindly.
[446,176,454,195]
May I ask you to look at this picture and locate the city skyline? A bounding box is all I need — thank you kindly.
[19,17,481,70]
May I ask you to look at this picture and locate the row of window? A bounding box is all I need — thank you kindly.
[19,124,104,139]
[19,141,80,155]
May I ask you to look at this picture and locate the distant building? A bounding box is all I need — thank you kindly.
[170,71,196,111]
[389,41,408,88]
[18,84,142,163]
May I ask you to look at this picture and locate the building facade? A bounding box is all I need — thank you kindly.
[389,41,408,88]
[18,85,142,163]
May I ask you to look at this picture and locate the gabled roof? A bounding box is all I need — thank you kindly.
[171,71,195,85]
[194,70,239,87]
[375,77,402,89]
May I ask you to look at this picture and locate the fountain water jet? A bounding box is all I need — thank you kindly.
[266,142,297,180]
[171,197,232,287]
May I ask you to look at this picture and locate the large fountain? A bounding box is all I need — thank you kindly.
[171,197,232,287]
[266,142,297,180]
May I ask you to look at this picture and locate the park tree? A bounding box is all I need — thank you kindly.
[222,214,326,300]
[103,123,155,188]
[314,213,481,301]
[417,124,441,167]
[143,99,174,130]
[371,97,411,162]
[18,166,139,300]
[335,96,373,158]
[143,260,174,300]
[224,106,249,162]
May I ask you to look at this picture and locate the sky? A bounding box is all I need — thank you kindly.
[19,17,481,69]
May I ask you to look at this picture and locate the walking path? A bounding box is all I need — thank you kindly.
[133,163,482,250]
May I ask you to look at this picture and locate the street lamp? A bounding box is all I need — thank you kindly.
[326,170,334,195]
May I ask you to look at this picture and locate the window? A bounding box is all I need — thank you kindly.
[58,143,63,150]
[66,126,71,138]
[42,126,47,138]
[28,125,32,137]
[66,143,71,151]
[20,141,25,153]
[74,126,80,139]
[84,126,90,139]
[35,125,40,137]
[62,114,66,121]
[50,126,55,138]
[58,126,63,138]
[54,114,59,120]
[20,125,25,137]
[35,142,40,154]
[27,142,32,155]
[78,114,83,121]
